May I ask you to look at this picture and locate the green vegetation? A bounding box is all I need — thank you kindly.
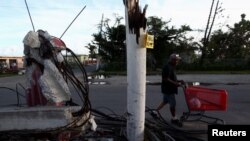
[0,72,19,77]
[86,12,250,73]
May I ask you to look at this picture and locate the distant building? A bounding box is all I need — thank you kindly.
[0,56,24,71]
[0,54,95,72]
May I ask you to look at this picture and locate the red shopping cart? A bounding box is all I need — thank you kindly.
[180,85,228,124]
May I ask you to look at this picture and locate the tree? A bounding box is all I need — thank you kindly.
[200,0,222,65]
[87,16,198,71]
[89,16,126,71]
[85,43,97,60]
[146,16,195,68]
[225,14,250,59]
[205,13,250,70]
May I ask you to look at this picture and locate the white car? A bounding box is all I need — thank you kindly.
[18,69,26,75]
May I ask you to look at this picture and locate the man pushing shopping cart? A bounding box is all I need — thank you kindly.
[152,53,228,127]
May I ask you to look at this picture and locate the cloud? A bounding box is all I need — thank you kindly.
[0,0,250,57]
[0,0,93,56]
[1,45,23,57]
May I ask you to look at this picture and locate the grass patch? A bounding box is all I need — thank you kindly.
[0,73,18,77]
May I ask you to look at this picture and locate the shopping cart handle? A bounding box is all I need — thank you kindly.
[181,82,188,92]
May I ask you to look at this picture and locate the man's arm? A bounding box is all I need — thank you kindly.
[166,78,181,87]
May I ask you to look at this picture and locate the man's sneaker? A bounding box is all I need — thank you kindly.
[171,119,183,127]
[150,110,159,118]
[171,119,179,123]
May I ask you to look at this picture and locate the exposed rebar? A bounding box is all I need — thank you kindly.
[60,5,86,39]
[24,0,35,31]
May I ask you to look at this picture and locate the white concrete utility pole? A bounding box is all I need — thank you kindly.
[124,0,148,141]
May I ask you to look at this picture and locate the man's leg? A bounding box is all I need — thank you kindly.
[156,101,166,111]
[170,107,176,118]
[151,101,166,118]
[168,94,177,120]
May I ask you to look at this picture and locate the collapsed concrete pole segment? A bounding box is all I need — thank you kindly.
[124,0,148,141]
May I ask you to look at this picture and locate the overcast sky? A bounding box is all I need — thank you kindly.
[0,0,249,57]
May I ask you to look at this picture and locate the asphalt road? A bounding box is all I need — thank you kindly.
[1,73,250,125]
[0,71,250,140]
[89,75,250,124]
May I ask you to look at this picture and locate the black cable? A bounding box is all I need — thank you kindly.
[145,106,207,141]
[15,83,26,107]
[0,47,92,133]
[0,87,25,98]
[65,48,89,90]
[91,109,125,122]
[0,86,26,107]
[38,47,92,132]
[95,106,121,118]
[1,50,208,141]
[16,83,26,91]
[63,48,90,107]
[15,84,20,106]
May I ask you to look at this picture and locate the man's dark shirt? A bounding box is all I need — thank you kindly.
[161,63,178,95]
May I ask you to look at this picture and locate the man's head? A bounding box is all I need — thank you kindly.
[169,53,181,66]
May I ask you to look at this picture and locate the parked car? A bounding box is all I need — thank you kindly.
[18,68,26,75]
